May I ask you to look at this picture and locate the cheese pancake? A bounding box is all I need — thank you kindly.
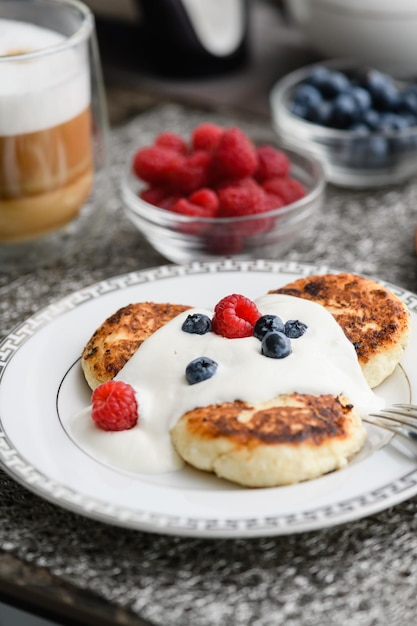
[270,273,410,388]
[81,301,191,389]
[170,393,366,487]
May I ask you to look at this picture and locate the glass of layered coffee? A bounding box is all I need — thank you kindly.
[0,0,108,269]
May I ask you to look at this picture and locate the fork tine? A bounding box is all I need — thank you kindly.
[366,409,417,442]
[392,403,417,415]
[375,409,417,426]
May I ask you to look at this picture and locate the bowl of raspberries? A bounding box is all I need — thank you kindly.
[270,61,417,188]
[121,123,325,263]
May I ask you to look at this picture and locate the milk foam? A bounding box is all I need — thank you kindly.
[70,294,385,475]
[0,19,90,135]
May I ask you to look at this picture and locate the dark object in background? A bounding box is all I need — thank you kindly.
[138,0,250,77]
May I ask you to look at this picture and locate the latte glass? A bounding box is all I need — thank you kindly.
[0,0,109,270]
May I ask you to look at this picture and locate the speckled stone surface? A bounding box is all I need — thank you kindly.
[1,104,417,626]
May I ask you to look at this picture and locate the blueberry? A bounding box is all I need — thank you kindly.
[400,89,417,116]
[284,320,308,338]
[185,356,218,385]
[253,314,285,340]
[328,93,359,129]
[315,100,333,125]
[182,313,212,335]
[363,109,381,130]
[293,83,323,109]
[261,331,291,359]
[320,70,351,98]
[305,65,332,90]
[363,70,401,111]
[402,112,417,128]
[290,101,310,121]
[351,86,372,115]
[357,68,392,92]
[377,113,409,132]
[348,122,370,135]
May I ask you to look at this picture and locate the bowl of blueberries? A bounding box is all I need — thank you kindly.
[270,60,417,188]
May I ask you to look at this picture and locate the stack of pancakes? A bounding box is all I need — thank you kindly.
[81,273,411,487]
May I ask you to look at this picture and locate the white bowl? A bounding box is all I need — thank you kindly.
[285,0,417,76]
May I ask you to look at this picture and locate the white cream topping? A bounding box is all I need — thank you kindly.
[0,20,90,135]
[70,294,385,475]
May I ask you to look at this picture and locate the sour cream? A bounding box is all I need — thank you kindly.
[70,294,385,474]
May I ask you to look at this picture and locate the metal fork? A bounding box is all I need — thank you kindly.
[364,404,417,442]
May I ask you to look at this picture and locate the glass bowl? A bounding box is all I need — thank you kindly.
[270,61,417,188]
[120,142,325,264]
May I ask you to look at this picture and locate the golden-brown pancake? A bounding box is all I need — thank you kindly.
[270,273,410,388]
[81,301,191,389]
[170,392,366,487]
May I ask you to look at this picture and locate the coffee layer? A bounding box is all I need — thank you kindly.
[0,108,92,198]
[0,167,93,243]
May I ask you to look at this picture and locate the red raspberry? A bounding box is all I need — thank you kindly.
[172,197,213,218]
[255,145,290,182]
[262,177,306,205]
[132,146,185,186]
[191,122,224,151]
[264,192,285,211]
[91,380,138,431]
[172,189,219,235]
[171,150,212,194]
[212,294,261,338]
[140,188,180,211]
[154,131,188,154]
[188,188,219,214]
[218,179,268,217]
[140,186,167,206]
[158,194,181,211]
[211,127,258,182]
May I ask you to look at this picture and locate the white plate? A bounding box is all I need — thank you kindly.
[1,259,416,538]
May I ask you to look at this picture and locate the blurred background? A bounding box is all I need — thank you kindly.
[83,0,417,126]
[82,0,321,124]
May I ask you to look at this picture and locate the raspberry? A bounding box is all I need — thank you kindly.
[171,150,212,194]
[262,177,306,205]
[158,194,181,211]
[212,294,261,338]
[211,127,258,182]
[140,186,167,206]
[140,188,179,211]
[218,179,268,217]
[154,131,188,154]
[172,188,218,218]
[264,192,285,211]
[132,146,185,186]
[91,380,138,431]
[188,188,219,214]
[191,122,224,151]
[255,145,291,182]
[172,198,213,218]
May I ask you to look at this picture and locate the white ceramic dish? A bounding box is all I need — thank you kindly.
[0,259,416,538]
[284,0,417,75]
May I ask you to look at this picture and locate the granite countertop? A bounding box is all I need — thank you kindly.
[1,102,417,626]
